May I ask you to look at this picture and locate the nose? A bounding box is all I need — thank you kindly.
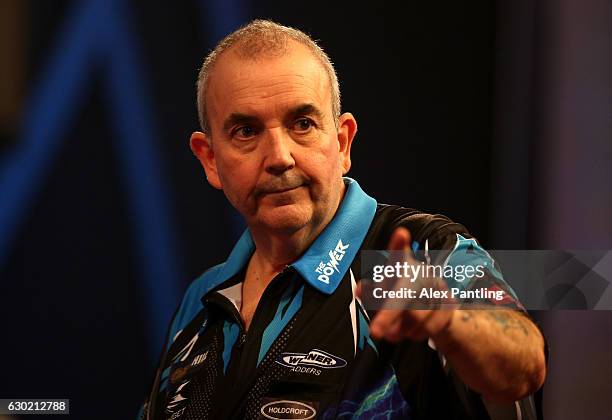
[263,128,295,175]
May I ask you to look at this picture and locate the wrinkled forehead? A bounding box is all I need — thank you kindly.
[205,42,333,128]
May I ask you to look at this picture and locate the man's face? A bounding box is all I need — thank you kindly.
[192,42,356,236]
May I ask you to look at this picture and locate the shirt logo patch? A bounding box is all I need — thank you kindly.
[276,349,347,369]
[191,350,208,367]
[315,239,349,284]
[260,399,317,420]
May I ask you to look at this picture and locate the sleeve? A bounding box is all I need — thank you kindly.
[378,206,542,419]
[136,401,148,420]
[136,266,217,420]
[136,301,182,420]
[436,232,524,310]
[383,205,523,310]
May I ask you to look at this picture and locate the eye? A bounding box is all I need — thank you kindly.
[233,125,257,140]
[293,118,315,133]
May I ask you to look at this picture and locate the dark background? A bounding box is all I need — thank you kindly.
[1,0,611,418]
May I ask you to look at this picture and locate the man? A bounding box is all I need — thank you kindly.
[140,20,546,419]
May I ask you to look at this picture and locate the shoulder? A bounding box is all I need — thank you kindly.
[363,203,473,251]
[167,263,224,346]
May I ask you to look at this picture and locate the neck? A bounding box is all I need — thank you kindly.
[249,228,314,273]
[248,182,346,279]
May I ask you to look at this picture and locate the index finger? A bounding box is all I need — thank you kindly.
[387,226,412,251]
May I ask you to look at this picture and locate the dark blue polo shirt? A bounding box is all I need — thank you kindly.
[139,178,527,420]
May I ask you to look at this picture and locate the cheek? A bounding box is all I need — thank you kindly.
[218,172,255,215]
[319,146,343,177]
[306,138,342,171]
[217,158,255,197]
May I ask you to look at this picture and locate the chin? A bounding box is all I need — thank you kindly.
[257,205,312,234]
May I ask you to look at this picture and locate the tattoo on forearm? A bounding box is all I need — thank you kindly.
[486,311,529,336]
[460,311,478,329]
[460,310,531,336]
[461,311,474,322]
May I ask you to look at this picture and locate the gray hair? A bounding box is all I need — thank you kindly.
[196,19,341,135]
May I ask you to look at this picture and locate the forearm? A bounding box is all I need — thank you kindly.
[431,309,546,403]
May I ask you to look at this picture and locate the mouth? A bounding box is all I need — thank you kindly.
[267,185,302,194]
[256,182,307,202]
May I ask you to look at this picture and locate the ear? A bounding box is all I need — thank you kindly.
[337,112,358,175]
[190,131,222,189]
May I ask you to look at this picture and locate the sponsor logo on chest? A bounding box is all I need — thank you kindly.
[276,349,347,376]
[260,399,317,420]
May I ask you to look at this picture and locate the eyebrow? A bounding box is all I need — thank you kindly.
[288,103,325,121]
[221,103,326,133]
[222,113,260,133]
